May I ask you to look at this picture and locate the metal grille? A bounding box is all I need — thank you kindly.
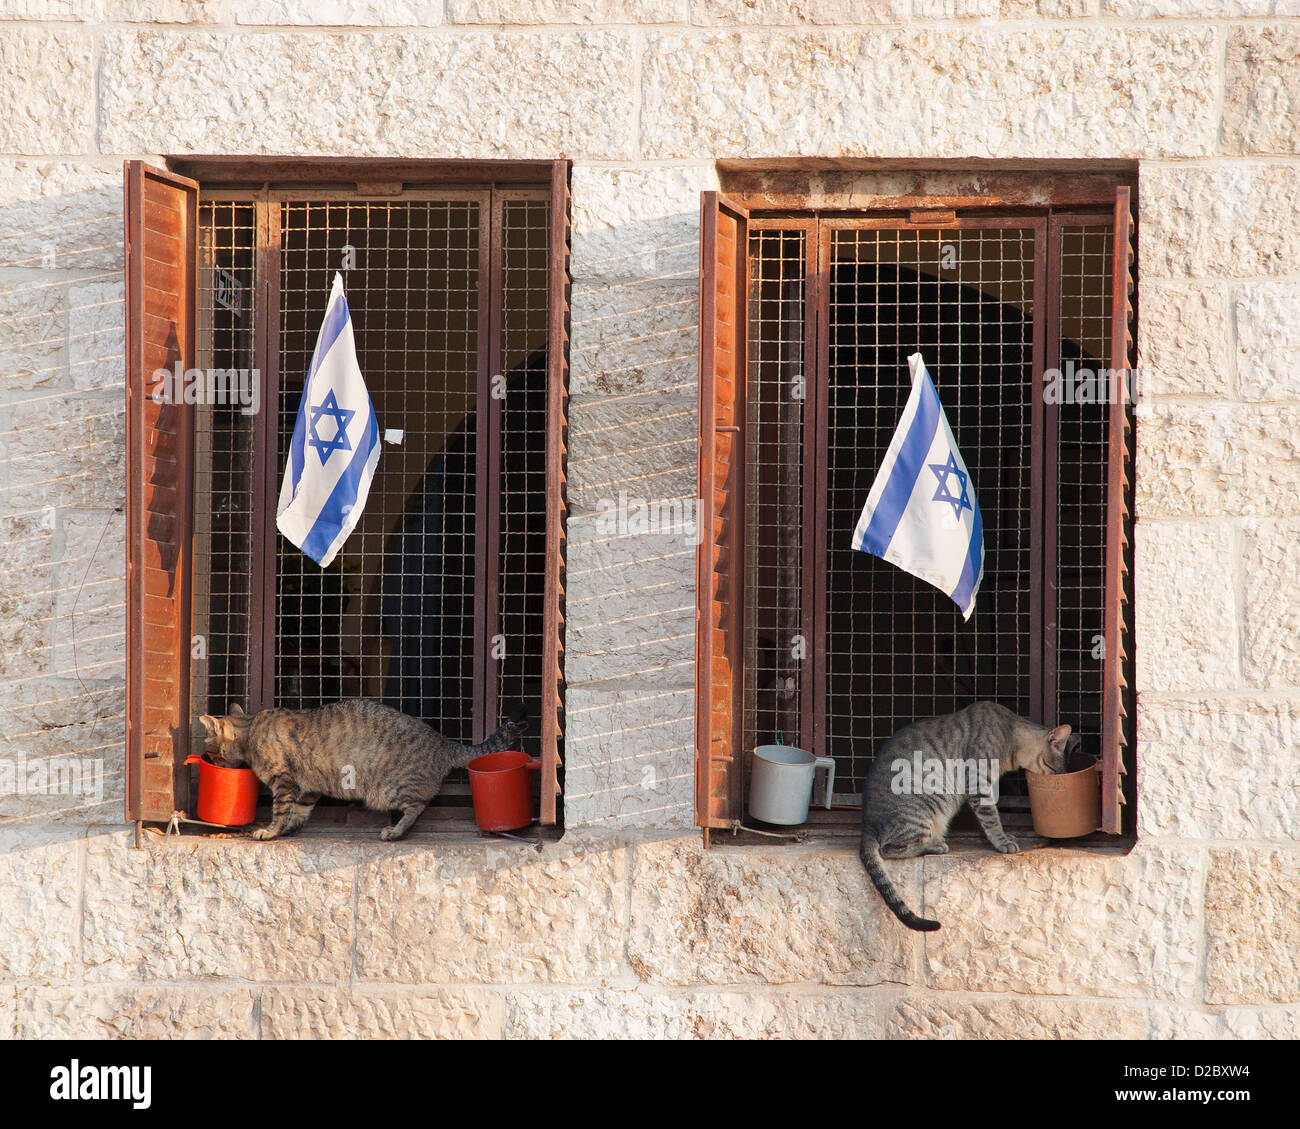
[1053,221,1113,756]
[193,189,556,823]
[496,197,551,736]
[275,200,482,742]
[196,194,554,745]
[745,215,1124,804]
[824,225,1037,795]
[744,228,807,771]
[193,200,256,717]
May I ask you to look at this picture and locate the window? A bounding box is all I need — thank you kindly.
[696,170,1135,846]
[124,159,570,831]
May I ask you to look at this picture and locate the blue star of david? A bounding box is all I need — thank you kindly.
[307,389,355,465]
[928,452,972,522]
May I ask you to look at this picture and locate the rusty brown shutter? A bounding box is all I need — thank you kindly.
[124,161,199,823]
[540,160,571,825]
[1101,186,1136,835]
[696,191,749,837]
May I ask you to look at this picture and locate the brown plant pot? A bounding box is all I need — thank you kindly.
[1025,759,1101,839]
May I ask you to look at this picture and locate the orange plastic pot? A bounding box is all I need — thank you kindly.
[184,754,260,827]
[1026,759,1100,839]
[466,750,540,832]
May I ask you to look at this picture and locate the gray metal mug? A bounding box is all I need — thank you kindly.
[748,744,835,825]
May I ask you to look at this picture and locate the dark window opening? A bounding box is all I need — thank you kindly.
[823,225,1038,803]
[274,199,486,738]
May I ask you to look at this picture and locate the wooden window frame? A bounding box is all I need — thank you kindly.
[125,157,569,829]
[696,175,1136,847]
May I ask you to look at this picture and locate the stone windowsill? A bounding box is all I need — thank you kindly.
[713,811,1134,858]
[150,802,563,849]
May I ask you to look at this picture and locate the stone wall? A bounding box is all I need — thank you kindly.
[1,3,1297,1038]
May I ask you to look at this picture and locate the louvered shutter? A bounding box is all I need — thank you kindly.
[540,160,570,825]
[1101,186,1136,835]
[695,192,749,838]
[124,161,199,823]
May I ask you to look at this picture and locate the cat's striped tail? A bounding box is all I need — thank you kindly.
[859,835,941,932]
[461,702,530,760]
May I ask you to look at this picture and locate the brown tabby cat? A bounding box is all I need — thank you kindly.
[859,701,1076,932]
[198,699,528,840]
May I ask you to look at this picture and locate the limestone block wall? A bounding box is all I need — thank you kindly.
[0,3,1297,1038]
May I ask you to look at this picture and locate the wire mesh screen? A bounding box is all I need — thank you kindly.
[193,190,556,822]
[275,200,481,742]
[496,197,551,738]
[744,229,807,773]
[1053,221,1114,756]
[193,201,256,717]
[824,225,1037,796]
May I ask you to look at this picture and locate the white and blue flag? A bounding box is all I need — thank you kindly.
[277,272,381,569]
[850,353,984,620]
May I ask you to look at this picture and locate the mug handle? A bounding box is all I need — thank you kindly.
[526,757,542,772]
[814,756,835,809]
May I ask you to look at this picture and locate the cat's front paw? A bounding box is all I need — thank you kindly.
[251,827,279,841]
[379,826,405,842]
[995,836,1021,854]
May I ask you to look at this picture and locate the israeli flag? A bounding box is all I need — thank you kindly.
[277,273,381,569]
[850,353,984,620]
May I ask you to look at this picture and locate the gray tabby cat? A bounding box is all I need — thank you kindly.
[858,701,1075,931]
[198,699,528,840]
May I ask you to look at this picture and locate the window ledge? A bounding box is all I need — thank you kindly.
[712,822,1133,858]
[146,806,563,848]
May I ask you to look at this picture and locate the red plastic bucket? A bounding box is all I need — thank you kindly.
[185,754,260,827]
[466,750,540,832]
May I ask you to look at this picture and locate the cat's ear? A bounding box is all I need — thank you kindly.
[199,714,218,736]
[1048,724,1072,753]
[229,703,245,717]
